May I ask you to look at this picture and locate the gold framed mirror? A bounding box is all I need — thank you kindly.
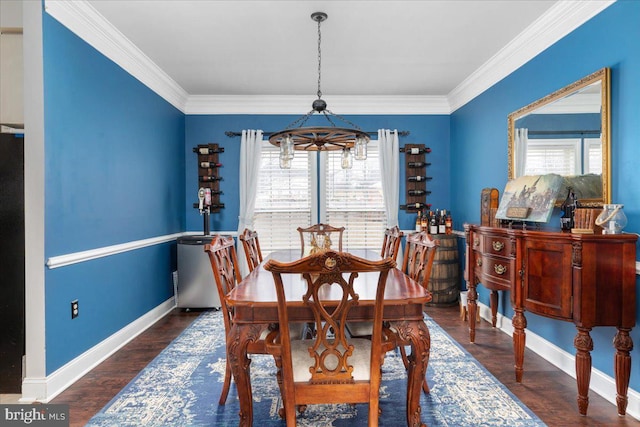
[508,67,610,206]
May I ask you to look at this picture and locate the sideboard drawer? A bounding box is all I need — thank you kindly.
[481,234,513,257]
[474,254,513,290]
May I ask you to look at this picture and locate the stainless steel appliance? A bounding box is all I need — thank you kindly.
[176,235,221,309]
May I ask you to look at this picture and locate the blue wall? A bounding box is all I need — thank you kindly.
[40,0,640,395]
[451,0,640,388]
[42,15,185,373]
[185,114,450,233]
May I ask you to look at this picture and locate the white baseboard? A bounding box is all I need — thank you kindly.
[476,302,640,421]
[20,297,176,403]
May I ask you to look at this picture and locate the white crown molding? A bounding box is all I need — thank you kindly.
[448,0,616,113]
[43,0,188,112]
[44,0,614,116]
[185,95,451,115]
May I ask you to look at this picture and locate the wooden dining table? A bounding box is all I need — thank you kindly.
[225,249,432,427]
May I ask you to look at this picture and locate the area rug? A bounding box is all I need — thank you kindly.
[86,311,546,427]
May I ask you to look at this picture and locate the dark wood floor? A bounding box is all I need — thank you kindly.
[51,305,640,427]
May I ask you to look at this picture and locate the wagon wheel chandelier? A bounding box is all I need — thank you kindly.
[268,12,370,169]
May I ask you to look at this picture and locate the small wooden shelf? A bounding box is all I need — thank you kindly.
[192,143,224,212]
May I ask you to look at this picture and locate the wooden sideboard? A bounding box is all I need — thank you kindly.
[464,224,637,416]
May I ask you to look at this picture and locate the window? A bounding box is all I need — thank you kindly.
[321,142,386,249]
[253,145,316,254]
[524,138,581,176]
[254,141,385,253]
[584,138,602,174]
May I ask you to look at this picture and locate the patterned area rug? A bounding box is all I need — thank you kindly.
[86,311,546,426]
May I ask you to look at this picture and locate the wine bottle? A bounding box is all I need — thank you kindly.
[438,209,447,234]
[401,202,429,211]
[194,146,225,154]
[429,211,438,235]
[420,211,429,231]
[445,212,453,235]
[403,147,432,154]
[559,187,576,231]
[408,189,431,196]
[415,211,422,232]
[200,161,223,168]
[199,176,223,182]
[407,162,431,168]
[407,175,432,182]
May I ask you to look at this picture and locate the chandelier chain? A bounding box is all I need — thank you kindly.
[317,17,322,100]
[267,11,371,156]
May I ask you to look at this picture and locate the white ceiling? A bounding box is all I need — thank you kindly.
[86,0,556,97]
[44,0,614,113]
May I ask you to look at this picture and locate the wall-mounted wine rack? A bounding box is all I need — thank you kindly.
[192,143,225,212]
[400,143,432,211]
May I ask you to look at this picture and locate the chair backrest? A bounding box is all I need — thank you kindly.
[381,226,404,262]
[297,223,345,256]
[264,251,395,406]
[238,228,263,273]
[204,235,242,334]
[401,231,439,290]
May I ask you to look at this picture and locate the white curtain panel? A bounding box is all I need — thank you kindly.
[236,129,263,277]
[515,128,528,177]
[378,129,403,263]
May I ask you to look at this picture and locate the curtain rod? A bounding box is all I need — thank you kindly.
[527,130,601,136]
[225,130,410,138]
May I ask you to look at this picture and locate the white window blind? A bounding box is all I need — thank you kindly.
[253,146,313,254]
[254,140,386,254]
[322,142,386,250]
[524,139,581,176]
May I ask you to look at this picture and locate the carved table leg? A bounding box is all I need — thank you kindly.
[227,322,267,427]
[490,290,499,327]
[467,284,478,343]
[512,308,527,383]
[395,319,430,427]
[574,327,594,416]
[613,327,633,416]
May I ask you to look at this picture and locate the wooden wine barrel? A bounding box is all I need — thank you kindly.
[427,234,461,306]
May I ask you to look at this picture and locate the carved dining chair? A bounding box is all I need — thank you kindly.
[398,231,438,392]
[238,228,263,273]
[345,226,403,338]
[204,235,273,405]
[264,251,397,426]
[347,230,438,393]
[380,226,404,263]
[297,223,345,256]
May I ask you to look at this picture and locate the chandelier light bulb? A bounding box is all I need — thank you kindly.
[341,147,353,169]
[354,136,368,160]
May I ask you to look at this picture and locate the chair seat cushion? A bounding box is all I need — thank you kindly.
[345,321,374,338]
[290,338,372,382]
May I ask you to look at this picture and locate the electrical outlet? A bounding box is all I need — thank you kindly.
[71,300,79,319]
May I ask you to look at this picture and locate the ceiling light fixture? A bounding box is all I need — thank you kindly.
[269,12,370,169]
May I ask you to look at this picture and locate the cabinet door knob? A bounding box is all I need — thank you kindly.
[476,258,482,267]
[473,239,480,247]
[492,241,504,251]
[494,264,507,275]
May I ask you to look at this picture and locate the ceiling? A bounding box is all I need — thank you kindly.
[85,0,556,97]
[43,0,612,113]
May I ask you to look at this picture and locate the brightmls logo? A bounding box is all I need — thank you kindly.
[0,405,68,427]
